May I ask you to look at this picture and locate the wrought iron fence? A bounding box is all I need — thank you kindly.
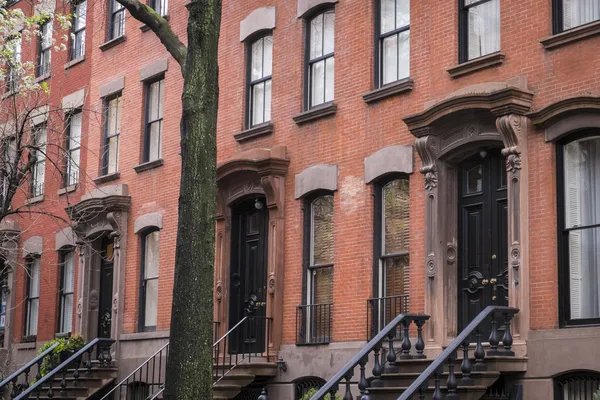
[366,294,409,341]
[296,303,333,345]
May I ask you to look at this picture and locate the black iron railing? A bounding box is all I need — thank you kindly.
[398,305,519,400]
[367,295,409,340]
[0,341,60,396]
[213,316,272,384]
[296,303,333,345]
[100,342,169,400]
[309,313,430,400]
[14,337,115,400]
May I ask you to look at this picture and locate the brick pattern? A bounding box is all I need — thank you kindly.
[6,0,600,346]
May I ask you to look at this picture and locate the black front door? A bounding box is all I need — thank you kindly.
[458,150,508,332]
[98,239,114,339]
[228,197,268,354]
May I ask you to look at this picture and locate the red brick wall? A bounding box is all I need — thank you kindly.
[8,0,599,344]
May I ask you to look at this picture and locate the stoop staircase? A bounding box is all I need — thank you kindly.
[308,306,526,400]
[0,338,117,400]
[98,316,276,400]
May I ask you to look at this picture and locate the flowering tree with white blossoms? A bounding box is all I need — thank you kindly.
[0,0,81,222]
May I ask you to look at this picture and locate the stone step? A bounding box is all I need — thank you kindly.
[367,385,488,400]
[379,370,500,388]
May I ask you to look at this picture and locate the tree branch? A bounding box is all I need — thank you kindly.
[116,0,187,69]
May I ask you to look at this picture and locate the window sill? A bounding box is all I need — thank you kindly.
[295,338,331,346]
[133,158,164,173]
[120,330,170,341]
[25,195,44,205]
[293,102,337,125]
[20,335,37,345]
[58,184,77,196]
[93,171,120,184]
[55,332,71,339]
[363,78,414,104]
[140,14,169,31]
[34,73,51,83]
[99,35,126,52]
[64,56,85,70]
[447,52,506,79]
[540,20,600,50]
[233,122,274,142]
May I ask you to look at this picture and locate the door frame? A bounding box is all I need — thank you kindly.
[215,147,289,357]
[408,108,531,350]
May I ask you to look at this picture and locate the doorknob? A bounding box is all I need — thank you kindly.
[491,254,497,260]
[490,278,497,284]
[482,279,489,285]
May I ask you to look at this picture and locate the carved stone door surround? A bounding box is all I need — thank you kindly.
[403,81,534,349]
[66,184,130,359]
[215,146,289,354]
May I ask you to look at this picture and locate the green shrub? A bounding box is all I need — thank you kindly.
[37,334,86,377]
[593,389,600,400]
[300,387,344,400]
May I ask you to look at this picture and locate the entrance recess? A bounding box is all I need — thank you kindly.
[228,197,268,354]
[458,150,509,332]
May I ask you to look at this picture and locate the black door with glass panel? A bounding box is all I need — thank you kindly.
[458,150,508,332]
[228,197,267,354]
[98,239,114,339]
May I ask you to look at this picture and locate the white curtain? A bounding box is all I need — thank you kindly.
[563,0,600,30]
[565,136,600,319]
[467,0,500,60]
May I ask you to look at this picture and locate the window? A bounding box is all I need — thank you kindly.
[558,133,600,326]
[306,10,335,109]
[554,371,600,399]
[247,35,273,127]
[31,124,47,198]
[298,195,334,344]
[6,35,21,92]
[144,79,164,162]
[25,257,40,337]
[71,1,87,59]
[140,230,159,331]
[554,0,600,33]
[376,0,410,86]
[58,250,75,334]
[103,94,121,175]
[459,0,500,62]
[150,0,168,17]
[109,0,125,40]
[65,111,82,186]
[37,20,52,77]
[373,178,410,324]
[0,262,8,346]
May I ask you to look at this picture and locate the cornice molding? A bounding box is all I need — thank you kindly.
[527,95,600,127]
[404,85,534,137]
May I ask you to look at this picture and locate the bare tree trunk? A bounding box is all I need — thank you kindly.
[162,1,221,399]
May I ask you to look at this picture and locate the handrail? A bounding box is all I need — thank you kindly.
[0,341,60,390]
[149,386,165,400]
[100,342,169,400]
[214,316,248,347]
[15,337,115,400]
[398,305,519,400]
[213,316,272,385]
[310,313,429,400]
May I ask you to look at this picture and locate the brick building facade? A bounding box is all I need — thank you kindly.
[2,0,600,398]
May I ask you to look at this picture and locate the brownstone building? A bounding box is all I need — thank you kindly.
[2,0,600,398]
